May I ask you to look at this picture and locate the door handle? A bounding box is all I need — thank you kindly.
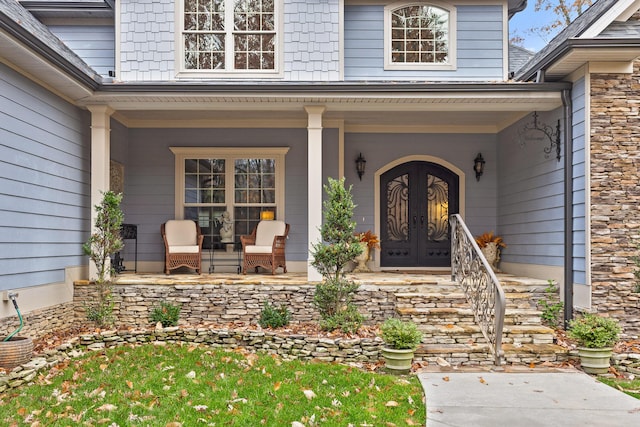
[413,215,417,227]
[420,216,425,226]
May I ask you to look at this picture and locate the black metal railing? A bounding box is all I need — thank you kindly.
[450,214,506,365]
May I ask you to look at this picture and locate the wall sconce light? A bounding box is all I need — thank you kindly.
[355,153,366,181]
[473,153,485,181]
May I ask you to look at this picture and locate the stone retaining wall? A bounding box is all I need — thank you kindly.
[0,302,75,339]
[590,60,640,336]
[73,283,404,328]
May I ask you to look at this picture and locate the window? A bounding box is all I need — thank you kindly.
[180,0,281,76]
[384,2,456,70]
[171,147,288,249]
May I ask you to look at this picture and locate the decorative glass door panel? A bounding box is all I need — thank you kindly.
[381,161,458,267]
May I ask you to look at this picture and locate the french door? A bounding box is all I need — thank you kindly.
[380,161,459,267]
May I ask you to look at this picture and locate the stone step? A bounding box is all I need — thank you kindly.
[398,307,546,326]
[416,342,568,366]
[418,324,555,346]
[395,290,545,311]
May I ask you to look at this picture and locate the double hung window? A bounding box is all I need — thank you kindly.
[171,147,288,249]
[181,0,280,75]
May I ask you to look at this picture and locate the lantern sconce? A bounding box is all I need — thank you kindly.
[473,153,485,182]
[355,153,366,181]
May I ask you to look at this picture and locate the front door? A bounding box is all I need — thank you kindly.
[380,161,459,267]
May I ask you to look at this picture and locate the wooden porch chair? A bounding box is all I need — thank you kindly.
[161,220,204,274]
[241,220,289,274]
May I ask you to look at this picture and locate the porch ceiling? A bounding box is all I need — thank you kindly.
[90,88,565,133]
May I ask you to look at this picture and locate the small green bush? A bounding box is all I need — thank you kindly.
[567,313,620,348]
[258,301,291,328]
[150,301,181,327]
[539,279,564,329]
[319,305,364,334]
[380,318,423,350]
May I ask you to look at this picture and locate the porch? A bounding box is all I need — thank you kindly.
[74,271,569,366]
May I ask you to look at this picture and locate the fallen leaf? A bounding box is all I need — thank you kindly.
[126,380,133,389]
[479,377,486,385]
[442,376,450,382]
[529,362,536,369]
[95,403,117,412]
[99,364,108,371]
[385,401,399,407]
[186,371,196,379]
[274,381,281,391]
[405,419,419,425]
[302,389,316,400]
[291,422,305,427]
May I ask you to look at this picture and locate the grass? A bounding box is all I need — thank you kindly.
[599,376,640,400]
[0,343,426,426]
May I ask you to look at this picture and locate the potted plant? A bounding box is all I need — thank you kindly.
[353,230,380,272]
[379,318,423,373]
[475,231,506,272]
[567,313,621,374]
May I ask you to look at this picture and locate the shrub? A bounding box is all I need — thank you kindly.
[539,279,564,329]
[258,301,291,329]
[311,177,364,333]
[380,318,423,350]
[150,301,181,327]
[83,191,123,327]
[567,313,620,348]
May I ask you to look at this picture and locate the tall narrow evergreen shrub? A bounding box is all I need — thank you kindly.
[311,177,364,332]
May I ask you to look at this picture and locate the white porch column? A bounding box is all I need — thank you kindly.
[87,105,114,281]
[305,106,326,282]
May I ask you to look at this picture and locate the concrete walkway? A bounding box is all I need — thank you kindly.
[419,369,640,426]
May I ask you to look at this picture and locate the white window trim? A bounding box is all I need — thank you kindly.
[170,147,289,220]
[383,1,457,71]
[174,0,284,79]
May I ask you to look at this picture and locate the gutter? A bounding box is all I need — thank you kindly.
[562,88,574,327]
[517,38,640,82]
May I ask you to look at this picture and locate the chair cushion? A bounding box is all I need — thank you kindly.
[165,220,198,246]
[168,245,200,254]
[245,245,273,254]
[255,220,286,246]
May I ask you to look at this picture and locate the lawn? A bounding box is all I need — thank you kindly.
[599,376,640,400]
[0,343,426,426]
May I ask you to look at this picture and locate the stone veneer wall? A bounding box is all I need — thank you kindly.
[590,60,640,336]
[73,283,401,328]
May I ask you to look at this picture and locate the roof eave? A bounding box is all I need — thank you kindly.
[517,38,640,81]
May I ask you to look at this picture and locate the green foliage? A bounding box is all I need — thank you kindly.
[311,178,364,333]
[380,318,423,350]
[568,313,621,349]
[0,344,426,426]
[150,301,181,327]
[83,191,123,327]
[258,301,291,329]
[310,177,362,281]
[318,304,364,334]
[539,279,564,329]
[83,191,124,285]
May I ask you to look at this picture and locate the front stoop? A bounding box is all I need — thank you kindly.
[394,277,568,366]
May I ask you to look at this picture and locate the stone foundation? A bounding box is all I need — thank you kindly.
[0,302,75,339]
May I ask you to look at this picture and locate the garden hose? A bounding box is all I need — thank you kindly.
[3,294,23,342]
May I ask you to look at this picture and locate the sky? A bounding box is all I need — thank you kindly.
[509,2,566,52]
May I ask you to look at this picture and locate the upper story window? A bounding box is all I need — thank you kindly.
[180,0,282,77]
[384,2,456,70]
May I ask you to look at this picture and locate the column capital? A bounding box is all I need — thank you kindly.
[304,105,326,129]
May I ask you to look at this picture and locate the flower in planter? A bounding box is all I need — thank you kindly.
[475,231,506,249]
[355,230,380,251]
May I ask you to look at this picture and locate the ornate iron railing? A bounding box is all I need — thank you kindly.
[450,214,506,365]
